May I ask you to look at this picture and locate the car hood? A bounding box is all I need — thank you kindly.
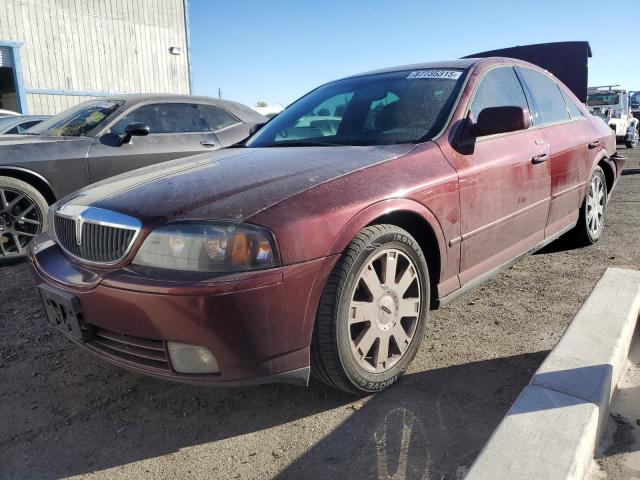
[64,144,416,224]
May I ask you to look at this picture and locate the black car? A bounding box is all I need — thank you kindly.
[0,95,266,259]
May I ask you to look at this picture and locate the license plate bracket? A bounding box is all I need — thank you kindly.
[38,284,90,342]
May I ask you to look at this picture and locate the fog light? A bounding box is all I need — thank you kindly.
[167,342,219,374]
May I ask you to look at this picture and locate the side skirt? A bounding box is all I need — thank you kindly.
[436,222,577,308]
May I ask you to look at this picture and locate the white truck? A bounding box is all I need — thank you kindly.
[587,86,639,148]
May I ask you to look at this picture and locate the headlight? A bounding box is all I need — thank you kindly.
[132,222,278,273]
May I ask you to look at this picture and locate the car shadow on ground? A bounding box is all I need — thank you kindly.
[276,351,547,480]
[534,232,585,255]
[2,345,547,479]
[621,168,640,176]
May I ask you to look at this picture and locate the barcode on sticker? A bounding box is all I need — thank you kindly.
[407,70,462,80]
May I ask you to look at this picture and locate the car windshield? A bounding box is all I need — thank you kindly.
[631,92,640,108]
[587,92,620,106]
[28,100,123,137]
[247,69,466,147]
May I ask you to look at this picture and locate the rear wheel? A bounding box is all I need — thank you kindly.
[570,166,607,246]
[311,224,430,394]
[0,176,48,260]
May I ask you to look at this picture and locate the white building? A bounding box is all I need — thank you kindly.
[0,0,191,115]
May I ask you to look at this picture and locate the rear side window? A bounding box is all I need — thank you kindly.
[198,104,239,131]
[560,88,584,119]
[470,67,529,121]
[111,103,209,134]
[517,68,570,125]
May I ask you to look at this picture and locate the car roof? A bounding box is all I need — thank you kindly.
[340,57,552,81]
[97,94,266,124]
[342,58,480,79]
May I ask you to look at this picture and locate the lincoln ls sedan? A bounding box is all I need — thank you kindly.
[29,57,621,394]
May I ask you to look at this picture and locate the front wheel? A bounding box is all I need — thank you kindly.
[0,176,48,260]
[311,224,430,394]
[570,166,607,246]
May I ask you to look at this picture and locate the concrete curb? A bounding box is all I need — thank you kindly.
[465,268,640,480]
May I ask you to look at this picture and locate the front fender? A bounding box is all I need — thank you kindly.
[327,198,449,280]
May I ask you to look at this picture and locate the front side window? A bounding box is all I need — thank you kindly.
[247,69,466,147]
[198,104,239,131]
[469,67,529,121]
[110,103,209,135]
[29,100,122,137]
[518,68,570,125]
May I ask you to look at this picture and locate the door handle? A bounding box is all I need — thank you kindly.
[588,140,601,149]
[200,141,217,147]
[531,153,548,164]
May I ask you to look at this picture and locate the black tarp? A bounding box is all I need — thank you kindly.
[463,41,592,102]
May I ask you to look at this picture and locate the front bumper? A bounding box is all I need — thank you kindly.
[28,239,337,386]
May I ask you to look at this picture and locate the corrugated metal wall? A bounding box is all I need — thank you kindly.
[0,0,190,114]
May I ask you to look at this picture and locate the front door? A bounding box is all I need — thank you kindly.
[87,102,220,183]
[443,66,551,285]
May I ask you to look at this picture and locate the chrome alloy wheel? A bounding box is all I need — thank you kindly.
[586,174,605,239]
[0,187,43,258]
[348,248,421,373]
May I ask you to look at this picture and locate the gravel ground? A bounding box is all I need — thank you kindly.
[1,149,639,480]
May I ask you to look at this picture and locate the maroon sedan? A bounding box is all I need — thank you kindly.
[28,57,621,394]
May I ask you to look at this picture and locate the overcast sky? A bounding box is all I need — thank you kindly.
[189,0,640,107]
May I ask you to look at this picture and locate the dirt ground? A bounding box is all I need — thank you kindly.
[1,149,639,480]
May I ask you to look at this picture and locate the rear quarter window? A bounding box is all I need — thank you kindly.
[198,105,240,131]
[560,88,584,119]
[517,68,570,125]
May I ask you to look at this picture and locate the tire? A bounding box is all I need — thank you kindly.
[0,176,48,260]
[311,224,430,394]
[570,166,607,246]
[626,127,639,148]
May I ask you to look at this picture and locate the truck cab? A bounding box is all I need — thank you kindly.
[587,86,639,148]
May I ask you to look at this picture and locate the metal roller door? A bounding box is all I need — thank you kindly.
[0,46,14,68]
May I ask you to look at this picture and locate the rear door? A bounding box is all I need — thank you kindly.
[87,102,221,182]
[516,67,591,237]
[448,66,551,285]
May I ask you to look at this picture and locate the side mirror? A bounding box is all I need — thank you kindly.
[469,106,530,137]
[121,122,150,144]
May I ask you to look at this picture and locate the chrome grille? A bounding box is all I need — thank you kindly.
[53,206,141,264]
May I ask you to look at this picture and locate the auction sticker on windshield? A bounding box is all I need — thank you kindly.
[407,70,462,80]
